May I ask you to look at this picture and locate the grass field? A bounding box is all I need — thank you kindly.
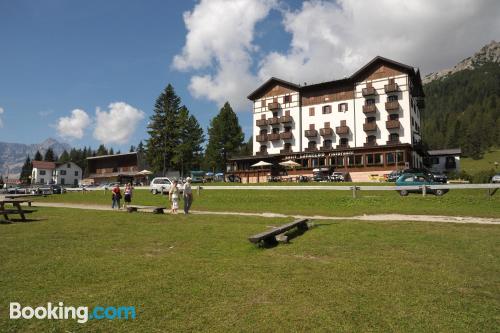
[1,207,499,332]
[462,148,500,174]
[35,187,500,217]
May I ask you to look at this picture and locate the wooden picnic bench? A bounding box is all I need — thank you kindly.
[126,205,166,214]
[0,199,37,222]
[248,218,309,246]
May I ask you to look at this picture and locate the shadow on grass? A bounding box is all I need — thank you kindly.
[0,218,46,224]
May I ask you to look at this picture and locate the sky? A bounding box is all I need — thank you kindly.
[0,0,499,151]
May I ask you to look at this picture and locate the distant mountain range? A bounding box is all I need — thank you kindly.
[0,138,71,177]
[423,40,500,83]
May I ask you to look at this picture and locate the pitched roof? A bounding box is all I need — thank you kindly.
[86,152,137,160]
[32,160,56,169]
[247,77,300,100]
[427,149,462,156]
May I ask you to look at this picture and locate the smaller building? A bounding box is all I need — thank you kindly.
[31,161,56,185]
[54,162,82,186]
[425,148,461,174]
[86,152,147,185]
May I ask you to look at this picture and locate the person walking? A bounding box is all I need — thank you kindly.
[169,179,180,214]
[183,177,193,214]
[123,183,133,209]
[111,184,122,209]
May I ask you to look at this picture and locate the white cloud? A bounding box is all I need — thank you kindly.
[0,107,4,127]
[93,102,145,144]
[56,109,91,139]
[175,0,500,111]
[172,0,277,111]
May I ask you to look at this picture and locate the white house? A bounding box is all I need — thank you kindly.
[426,149,461,174]
[31,161,56,185]
[54,162,82,186]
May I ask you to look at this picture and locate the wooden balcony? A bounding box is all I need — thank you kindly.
[363,122,377,132]
[268,133,280,141]
[362,104,376,114]
[280,131,293,140]
[362,87,376,96]
[319,128,333,136]
[335,125,349,135]
[385,101,399,111]
[256,151,268,156]
[279,115,293,123]
[266,117,280,125]
[304,129,318,138]
[256,119,268,127]
[386,140,401,145]
[268,102,280,110]
[336,144,350,149]
[256,134,268,142]
[280,149,293,154]
[386,120,401,129]
[319,146,333,151]
[364,141,378,147]
[304,147,318,152]
[384,83,399,93]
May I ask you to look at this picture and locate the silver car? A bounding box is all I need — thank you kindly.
[149,177,182,195]
[492,174,500,183]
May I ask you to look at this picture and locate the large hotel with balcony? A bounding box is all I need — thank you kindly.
[227,56,426,182]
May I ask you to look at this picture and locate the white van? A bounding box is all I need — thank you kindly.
[149,177,182,195]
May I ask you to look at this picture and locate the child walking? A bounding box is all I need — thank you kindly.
[168,179,180,214]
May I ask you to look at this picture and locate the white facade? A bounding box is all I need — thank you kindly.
[32,167,54,185]
[54,162,82,186]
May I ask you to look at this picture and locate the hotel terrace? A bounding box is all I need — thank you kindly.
[227,56,426,182]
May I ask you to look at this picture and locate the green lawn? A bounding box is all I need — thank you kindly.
[0,208,499,332]
[35,188,500,218]
[462,148,500,173]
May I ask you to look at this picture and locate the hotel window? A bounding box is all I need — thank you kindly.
[389,133,400,142]
[338,103,348,112]
[260,100,266,108]
[323,139,332,149]
[388,95,398,102]
[260,114,266,120]
[272,127,279,134]
[283,95,291,103]
[367,116,376,123]
[366,153,383,165]
[348,155,363,166]
[389,113,399,121]
[388,78,395,84]
[273,112,278,117]
[309,107,315,116]
[285,110,290,116]
[366,135,376,144]
[309,124,315,130]
[284,143,291,151]
[332,156,344,167]
[339,138,348,146]
[284,126,291,132]
[322,105,332,114]
[259,145,267,153]
[259,129,267,135]
[386,152,395,164]
[308,141,317,149]
[366,98,375,105]
[324,122,330,128]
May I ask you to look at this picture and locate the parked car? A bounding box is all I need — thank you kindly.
[395,173,448,196]
[492,174,500,183]
[149,177,182,194]
[226,174,241,183]
[387,170,404,182]
[329,172,346,182]
[99,182,120,190]
[403,168,447,183]
[312,168,331,182]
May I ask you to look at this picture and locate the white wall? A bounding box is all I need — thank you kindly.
[54,162,82,186]
[32,168,53,184]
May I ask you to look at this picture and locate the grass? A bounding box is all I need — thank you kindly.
[461,148,500,174]
[0,207,499,332]
[35,188,500,218]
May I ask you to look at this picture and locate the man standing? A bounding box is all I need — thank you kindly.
[183,177,193,214]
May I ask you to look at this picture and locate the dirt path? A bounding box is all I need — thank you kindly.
[31,201,500,225]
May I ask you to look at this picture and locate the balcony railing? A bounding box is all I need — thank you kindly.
[319,128,333,136]
[386,120,401,129]
[280,149,293,154]
[304,129,318,137]
[362,87,376,96]
[256,119,267,127]
[319,146,333,151]
[385,101,399,111]
[362,104,376,114]
[267,117,280,125]
[304,147,318,152]
[279,115,293,123]
[364,141,377,147]
[335,125,349,135]
[384,83,399,93]
[256,134,268,142]
[336,144,350,149]
[256,151,268,156]
[280,131,293,140]
[386,140,401,145]
[268,102,280,110]
[268,133,280,141]
[363,122,377,132]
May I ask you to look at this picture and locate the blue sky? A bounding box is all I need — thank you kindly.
[1,0,498,151]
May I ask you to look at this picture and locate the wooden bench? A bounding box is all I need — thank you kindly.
[126,205,166,214]
[248,219,309,246]
[0,199,37,222]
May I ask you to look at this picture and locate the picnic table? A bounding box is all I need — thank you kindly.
[0,199,36,222]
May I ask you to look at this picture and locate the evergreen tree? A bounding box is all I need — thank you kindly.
[33,150,43,161]
[0,175,3,187]
[240,135,253,156]
[129,145,136,152]
[109,147,114,155]
[19,156,33,184]
[44,148,56,162]
[59,150,70,163]
[205,102,244,173]
[146,84,182,175]
[96,145,108,156]
[137,141,145,154]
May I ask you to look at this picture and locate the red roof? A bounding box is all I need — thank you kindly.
[32,160,56,169]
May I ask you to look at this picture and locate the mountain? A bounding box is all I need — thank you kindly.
[423,40,500,84]
[0,138,72,177]
[422,41,500,159]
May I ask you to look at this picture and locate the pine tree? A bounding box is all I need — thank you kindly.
[146,84,182,175]
[137,141,145,154]
[33,150,43,161]
[205,102,244,173]
[59,150,70,163]
[96,145,108,156]
[44,148,56,162]
[19,156,33,184]
[109,147,114,155]
[129,145,136,152]
[0,175,3,187]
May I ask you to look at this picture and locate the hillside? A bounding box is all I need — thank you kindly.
[422,41,500,158]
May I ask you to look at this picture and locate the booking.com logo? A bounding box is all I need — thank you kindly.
[9,302,136,324]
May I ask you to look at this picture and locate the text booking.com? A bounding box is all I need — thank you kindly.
[9,302,136,324]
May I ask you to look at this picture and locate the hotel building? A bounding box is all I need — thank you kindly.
[228,56,426,182]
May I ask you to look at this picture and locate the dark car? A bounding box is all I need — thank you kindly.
[387,170,404,182]
[396,173,448,196]
[403,168,447,183]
